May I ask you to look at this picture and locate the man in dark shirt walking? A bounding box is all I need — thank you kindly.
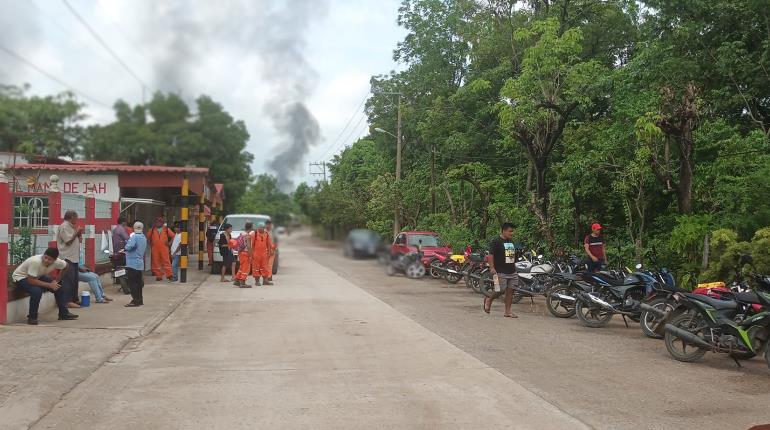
[584,223,606,272]
[483,222,518,318]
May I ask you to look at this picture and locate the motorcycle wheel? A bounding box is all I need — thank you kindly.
[386,264,396,277]
[428,259,442,279]
[640,297,674,339]
[575,299,613,328]
[444,261,463,284]
[664,313,708,363]
[480,272,496,298]
[119,277,131,295]
[406,263,425,279]
[469,268,483,294]
[545,284,576,318]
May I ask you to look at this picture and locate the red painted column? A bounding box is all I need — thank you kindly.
[111,201,120,224]
[85,193,95,268]
[0,165,11,324]
[48,175,63,249]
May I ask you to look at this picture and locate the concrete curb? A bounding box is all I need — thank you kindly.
[139,274,209,337]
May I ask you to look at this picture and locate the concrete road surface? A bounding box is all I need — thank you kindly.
[31,234,588,430]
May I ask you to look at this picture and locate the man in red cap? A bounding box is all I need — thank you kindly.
[584,223,606,272]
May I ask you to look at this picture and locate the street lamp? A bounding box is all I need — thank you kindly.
[374,128,397,139]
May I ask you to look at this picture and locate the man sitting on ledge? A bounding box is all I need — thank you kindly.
[12,247,80,325]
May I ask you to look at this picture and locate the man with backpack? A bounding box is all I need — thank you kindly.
[233,222,254,288]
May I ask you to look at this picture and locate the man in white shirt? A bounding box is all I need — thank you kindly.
[170,221,183,282]
[12,247,79,325]
[56,210,84,307]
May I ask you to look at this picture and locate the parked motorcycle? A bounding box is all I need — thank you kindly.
[511,252,557,303]
[573,269,658,328]
[106,250,130,294]
[658,270,770,367]
[386,251,426,279]
[428,252,463,284]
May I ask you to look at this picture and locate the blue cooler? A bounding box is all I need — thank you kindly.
[80,291,91,307]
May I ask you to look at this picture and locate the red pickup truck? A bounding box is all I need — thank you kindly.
[390,231,451,266]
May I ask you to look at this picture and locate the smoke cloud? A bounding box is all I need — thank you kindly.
[259,1,326,191]
[137,1,326,190]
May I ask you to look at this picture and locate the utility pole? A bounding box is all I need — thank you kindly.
[394,94,402,238]
[309,162,328,185]
[373,90,404,239]
[430,144,436,214]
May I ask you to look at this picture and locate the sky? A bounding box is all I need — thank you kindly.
[0,0,407,187]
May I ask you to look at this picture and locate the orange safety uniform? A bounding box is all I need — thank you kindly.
[266,231,277,278]
[251,230,273,279]
[148,226,174,279]
[234,231,253,281]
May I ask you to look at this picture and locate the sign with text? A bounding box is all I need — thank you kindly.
[11,171,120,201]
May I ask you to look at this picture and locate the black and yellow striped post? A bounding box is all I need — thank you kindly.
[198,193,204,271]
[180,176,189,283]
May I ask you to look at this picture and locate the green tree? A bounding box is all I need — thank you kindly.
[238,174,295,226]
[0,84,85,157]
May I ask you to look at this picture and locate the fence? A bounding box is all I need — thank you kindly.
[1,173,119,324]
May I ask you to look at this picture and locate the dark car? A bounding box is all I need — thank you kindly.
[344,229,384,258]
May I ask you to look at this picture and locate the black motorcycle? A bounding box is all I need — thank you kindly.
[574,269,656,328]
[657,273,770,367]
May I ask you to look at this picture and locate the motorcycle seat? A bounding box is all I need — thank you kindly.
[686,293,738,310]
[734,291,763,305]
[587,272,627,287]
[558,273,580,281]
[469,253,485,262]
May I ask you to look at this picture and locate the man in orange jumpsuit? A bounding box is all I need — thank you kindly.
[251,222,273,286]
[147,217,175,282]
[265,220,278,284]
[233,222,253,288]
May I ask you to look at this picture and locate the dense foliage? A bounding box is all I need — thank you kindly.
[297,0,770,282]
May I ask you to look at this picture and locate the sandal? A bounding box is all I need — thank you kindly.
[124,302,141,307]
[504,313,518,318]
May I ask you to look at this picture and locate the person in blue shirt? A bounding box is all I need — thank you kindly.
[124,221,148,307]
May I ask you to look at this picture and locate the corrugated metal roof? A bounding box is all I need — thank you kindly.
[10,163,208,174]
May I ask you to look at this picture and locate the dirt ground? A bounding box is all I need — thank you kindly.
[304,237,770,430]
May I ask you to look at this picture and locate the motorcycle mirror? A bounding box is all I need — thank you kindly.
[635,263,642,269]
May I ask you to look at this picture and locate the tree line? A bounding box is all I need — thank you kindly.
[294,0,770,281]
[0,85,253,213]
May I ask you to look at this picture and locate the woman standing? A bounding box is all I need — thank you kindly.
[218,223,235,283]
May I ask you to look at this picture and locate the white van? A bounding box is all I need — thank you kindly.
[211,214,278,275]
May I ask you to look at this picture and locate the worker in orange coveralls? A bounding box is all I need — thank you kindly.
[251,222,273,286]
[233,222,254,288]
[265,220,278,284]
[147,217,175,282]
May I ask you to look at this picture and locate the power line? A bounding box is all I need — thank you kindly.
[0,44,113,109]
[317,90,371,160]
[61,0,150,99]
[326,114,369,159]
[25,0,124,76]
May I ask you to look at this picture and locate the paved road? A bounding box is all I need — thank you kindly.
[302,238,770,430]
[31,234,587,430]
